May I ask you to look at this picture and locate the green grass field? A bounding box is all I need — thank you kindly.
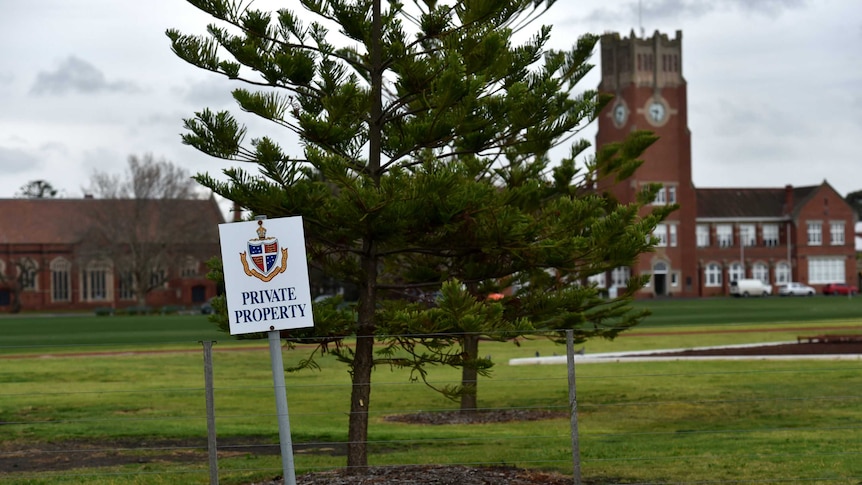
[1,296,861,484]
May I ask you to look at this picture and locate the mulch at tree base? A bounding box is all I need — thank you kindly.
[251,465,584,485]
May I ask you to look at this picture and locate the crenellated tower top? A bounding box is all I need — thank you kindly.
[600,30,684,92]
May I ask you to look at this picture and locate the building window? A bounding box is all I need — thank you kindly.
[696,224,710,247]
[654,224,668,247]
[118,271,135,300]
[705,263,722,287]
[50,258,71,302]
[739,224,755,247]
[587,272,606,289]
[830,221,845,245]
[611,267,630,287]
[716,224,733,248]
[667,186,677,204]
[82,260,111,302]
[807,221,822,246]
[671,272,678,287]
[18,258,38,291]
[774,262,791,284]
[150,268,167,288]
[729,263,744,282]
[181,257,199,278]
[808,257,845,284]
[653,187,666,206]
[669,224,677,247]
[752,263,769,285]
[762,224,779,247]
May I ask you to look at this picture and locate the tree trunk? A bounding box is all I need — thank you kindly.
[459,334,479,412]
[347,246,379,470]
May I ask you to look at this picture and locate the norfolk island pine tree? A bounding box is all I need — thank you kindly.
[167,0,671,469]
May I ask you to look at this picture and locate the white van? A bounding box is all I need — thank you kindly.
[730,279,772,297]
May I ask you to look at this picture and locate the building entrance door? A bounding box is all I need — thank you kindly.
[653,262,669,296]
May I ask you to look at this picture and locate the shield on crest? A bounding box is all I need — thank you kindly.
[247,238,280,275]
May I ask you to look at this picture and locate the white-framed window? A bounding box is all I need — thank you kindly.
[696,224,710,247]
[671,272,679,287]
[808,257,845,284]
[830,221,845,245]
[50,258,71,302]
[587,272,607,289]
[716,224,733,248]
[774,262,791,284]
[762,224,779,247]
[82,260,111,302]
[667,186,677,204]
[654,224,668,247]
[752,262,769,285]
[739,224,756,247]
[705,263,722,287]
[669,224,678,247]
[807,221,822,246]
[729,262,744,282]
[653,187,666,205]
[611,267,630,287]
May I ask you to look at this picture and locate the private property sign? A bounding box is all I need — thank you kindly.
[219,216,314,335]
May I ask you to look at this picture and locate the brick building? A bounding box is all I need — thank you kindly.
[0,197,224,312]
[595,30,858,297]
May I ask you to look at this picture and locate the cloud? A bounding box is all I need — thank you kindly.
[583,0,808,25]
[29,56,141,96]
[0,146,44,175]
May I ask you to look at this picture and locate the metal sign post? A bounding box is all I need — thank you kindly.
[269,330,296,485]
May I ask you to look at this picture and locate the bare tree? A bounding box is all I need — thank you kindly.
[16,180,58,198]
[82,154,215,305]
[0,258,39,313]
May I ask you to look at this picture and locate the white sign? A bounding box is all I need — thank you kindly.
[219,216,314,335]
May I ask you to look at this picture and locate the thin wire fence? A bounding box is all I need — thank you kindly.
[1,331,861,484]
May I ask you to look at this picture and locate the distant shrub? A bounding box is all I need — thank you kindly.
[93,307,115,317]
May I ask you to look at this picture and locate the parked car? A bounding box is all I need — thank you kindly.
[777,282,815,296]
[729,278,772,297]
[822,283,858,296]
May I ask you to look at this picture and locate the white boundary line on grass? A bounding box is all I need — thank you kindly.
[508,341,862,365]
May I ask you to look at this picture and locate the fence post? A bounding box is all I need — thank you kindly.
[201,340,219,485]
[566,329,582,485]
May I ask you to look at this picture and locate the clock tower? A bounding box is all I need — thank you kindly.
[596,30,697,297]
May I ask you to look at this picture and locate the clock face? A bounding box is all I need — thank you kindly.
[647,100,667,124]
[612,102,627,126]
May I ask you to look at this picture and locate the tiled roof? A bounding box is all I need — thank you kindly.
[0,198,225,245]
[696,185,819,219]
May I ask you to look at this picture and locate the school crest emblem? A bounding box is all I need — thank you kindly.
[239,220,289,282]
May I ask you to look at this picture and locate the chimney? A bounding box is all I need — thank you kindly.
[784,185,793,215]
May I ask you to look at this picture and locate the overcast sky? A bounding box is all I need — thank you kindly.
[1,0,861,214]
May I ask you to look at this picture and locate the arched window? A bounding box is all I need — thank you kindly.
[50,258,72,302]
[752,263,769,285]
[728,263,744,282]
[774,262,791,284]
[81,260,112,302]
[705,263,722,287]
